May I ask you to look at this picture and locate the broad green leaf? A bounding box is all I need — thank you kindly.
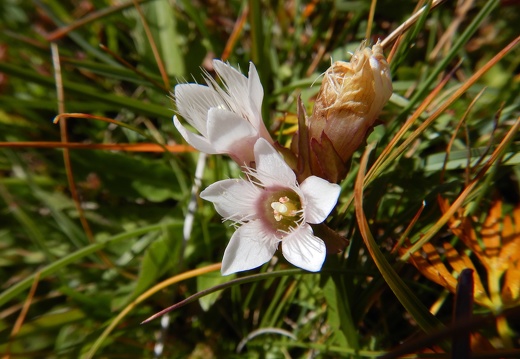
[127,0,185,78]
[322,276,349,347]
[129,222,183,300]
[196,266,230,311]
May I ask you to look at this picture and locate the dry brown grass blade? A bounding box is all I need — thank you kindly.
[440,88,487,184]
[381,0,448,50]
[51,43,95,245]
[393,200,425,252]
[369,35,519,190]
[132,0,170,89]
[3,273,40,359]
[0,141,194,153]
[400,115,520,261]
[221,4,249,61]
[438,197,485,260]
[365,0,378,41]
[45,0,144,41]
[428,0,474,60]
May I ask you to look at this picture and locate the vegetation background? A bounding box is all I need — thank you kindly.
[1,0,519,357]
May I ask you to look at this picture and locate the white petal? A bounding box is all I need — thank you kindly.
[247,62,264,128]
[200,179,261,222]
[212,60,264,131]
[212,61,249,110]
[254,138,296,187]
[221,221,278,275]
[206,108,257,155]
[300,176,341,224]
[282,224,326,272]
[175,84,223,136]
[173,116,218,154]
[213,60,248,87]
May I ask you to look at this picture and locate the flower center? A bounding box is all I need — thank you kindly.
[271,196,298,221]
[264,190,302,233]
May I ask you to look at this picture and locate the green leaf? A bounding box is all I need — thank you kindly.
[196,266,230,311]
[0,62,172,118]
[128,0,185,78]
[0,223,171,308]
[322,276,349,347]
[70,150,185,201]
[130,222,183,299]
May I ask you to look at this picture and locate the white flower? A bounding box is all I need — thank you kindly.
[173,60,273,166]
[200,138,341,275]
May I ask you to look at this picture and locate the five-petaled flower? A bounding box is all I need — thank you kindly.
[173,60,273,166]
[200,138,341,275]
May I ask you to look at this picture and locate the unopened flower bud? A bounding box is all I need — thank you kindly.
[308,40,392,182]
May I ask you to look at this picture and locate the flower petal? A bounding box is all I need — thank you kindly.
[254,138,296,187]
[173,116,219,154]
[247,62,264,128]
[206,108,258,157]
[300,176,341,224]
[175,84,223,136]
[282,224,326,272]
[200,179,261,222]
[221,221,278,275]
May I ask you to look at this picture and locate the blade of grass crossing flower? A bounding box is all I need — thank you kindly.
[355,143,445,336]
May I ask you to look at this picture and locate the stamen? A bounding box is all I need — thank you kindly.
[271,196,298,221]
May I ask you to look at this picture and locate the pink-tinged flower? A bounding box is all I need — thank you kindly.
[200,138,341,275]
[173,60,273,166]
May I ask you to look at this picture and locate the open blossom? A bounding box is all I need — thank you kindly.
[173,60,273,166]
[307,40,392,183]
[200,138,341,275]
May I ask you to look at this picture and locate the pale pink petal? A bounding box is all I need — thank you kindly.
[247,62,264,128]
[282,224,326,272]
[173,116,218,154]
[300,176,341,224]
[254,138,296,187]
[221,221,278,275]
[213,60,248,90]
[206,108,257,156]
[212,61,249,115]
[175,84,223,136]
[200,179,261,222]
